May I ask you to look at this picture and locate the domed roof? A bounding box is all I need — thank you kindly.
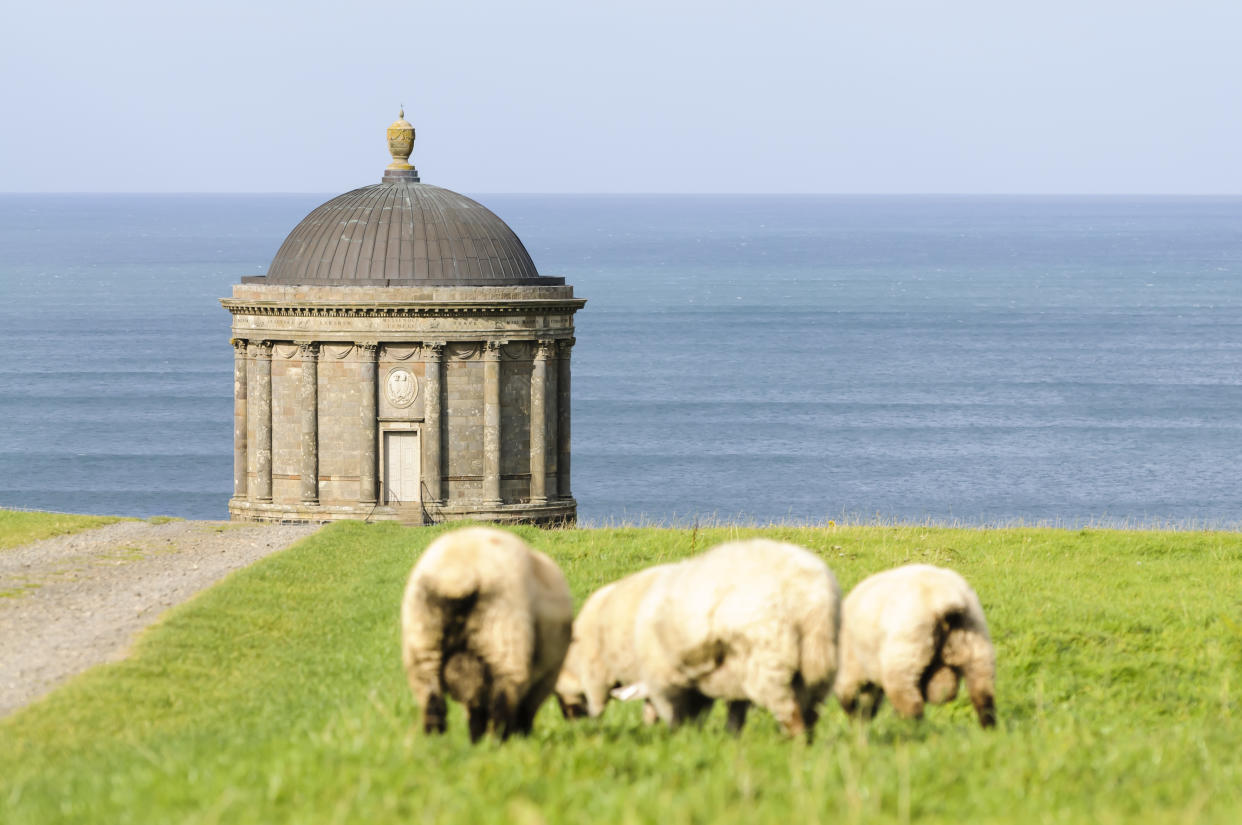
[262,182,556,286]
[254,111,560,287]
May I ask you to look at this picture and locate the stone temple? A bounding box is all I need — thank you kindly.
[223,111,585,525]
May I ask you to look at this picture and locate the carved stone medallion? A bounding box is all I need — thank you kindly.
[385,368,418,408]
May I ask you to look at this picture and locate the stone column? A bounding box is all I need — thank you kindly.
[556,337,575,499]
[529,340,553,504]
[482,339,505,507]
[231,338,248,499]
[358,342,379,504]
[422,341,445,504]
[298,341,320,506]
[546,349,558,491]
[251,340,274,502]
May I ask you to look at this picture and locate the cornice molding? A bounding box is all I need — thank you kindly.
[220,299,587,318]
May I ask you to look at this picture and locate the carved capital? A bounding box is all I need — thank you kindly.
[231,337,248,354]
[297,341,320,360]
[249,340,274,360]
[421,340,447,360]
[356,341,379,360]
[483,339,507,361]
[535,339,556,360]
[557,337,576,356]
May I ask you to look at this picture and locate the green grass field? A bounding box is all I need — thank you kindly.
[2,521,1240,824]
[0,509,124,551]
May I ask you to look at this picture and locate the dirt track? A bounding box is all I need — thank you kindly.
[0,519,321,718]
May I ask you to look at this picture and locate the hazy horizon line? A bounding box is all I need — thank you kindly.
[4,191,1242,198]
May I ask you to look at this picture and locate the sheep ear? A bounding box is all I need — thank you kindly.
[611,683,648,702]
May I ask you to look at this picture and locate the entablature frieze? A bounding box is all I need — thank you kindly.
[231,334,573,361]
[229,314,577,336]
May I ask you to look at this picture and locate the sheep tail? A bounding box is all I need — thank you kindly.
[420,556,483,603]
[926,585,973,629]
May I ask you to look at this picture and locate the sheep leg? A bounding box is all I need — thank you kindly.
[780,703,807,739]
[467,704,489,743]
[835,678,863,717]
[725,700,750,735]
[834,643,866,717]
[880,632,939,721]
[880,662,926,721]
[792,672,825,735]
[489,681,522,741]
[682,689,715,726]
[444,651,490,742]
[840,676,885,721]
[965,664,996,728]
[475,604,535,741]
[422,692,448,735]
[857,685,885,720]
[405,648,448,734]
[513,668,561,736]
[942,627,996,729]
[746,664,808,739]
[647,685,697,730]
[403,619,448,734]
[511,700,536,736]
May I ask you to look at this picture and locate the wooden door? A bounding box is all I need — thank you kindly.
[383,431,420,506]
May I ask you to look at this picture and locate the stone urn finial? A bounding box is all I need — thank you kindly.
[387,107,416,171]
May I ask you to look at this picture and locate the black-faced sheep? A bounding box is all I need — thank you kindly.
[834,563,996,728]
[400,527,573,742]
[632,539,842,739]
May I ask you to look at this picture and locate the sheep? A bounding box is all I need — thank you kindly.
[834,563,996,728]
[632,539,842,739]
[400,526,573,743]
[554,564,671,722]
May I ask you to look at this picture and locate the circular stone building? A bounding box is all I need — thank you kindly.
[222,112,585,525]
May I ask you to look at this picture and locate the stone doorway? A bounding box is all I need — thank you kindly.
[382,431,421,508]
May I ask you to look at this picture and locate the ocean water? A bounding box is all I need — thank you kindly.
[1,194,1240,527]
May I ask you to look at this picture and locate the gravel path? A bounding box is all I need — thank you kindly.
[0,519,322,718]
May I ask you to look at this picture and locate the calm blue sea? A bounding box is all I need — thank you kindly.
[1,194,1240,527]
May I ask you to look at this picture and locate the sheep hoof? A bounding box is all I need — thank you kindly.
[422,694,448,735]
[725,701,750,736]
[975,695,997,729]
[467,707,489,743]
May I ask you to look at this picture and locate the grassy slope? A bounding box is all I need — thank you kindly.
[0,509,123,550]
[2,522,1240,824]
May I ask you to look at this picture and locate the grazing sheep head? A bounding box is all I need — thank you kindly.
[555,630,604,720]
[554,668,589,719]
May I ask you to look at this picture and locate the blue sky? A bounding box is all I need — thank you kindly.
[2,0,1239,193]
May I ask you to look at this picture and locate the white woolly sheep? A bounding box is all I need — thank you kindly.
[834,563,996,728]
[400,526,573,742]
[554,565,671,721]
[632,539,842,739]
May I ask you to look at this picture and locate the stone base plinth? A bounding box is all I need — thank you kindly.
[229,497,576,527]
